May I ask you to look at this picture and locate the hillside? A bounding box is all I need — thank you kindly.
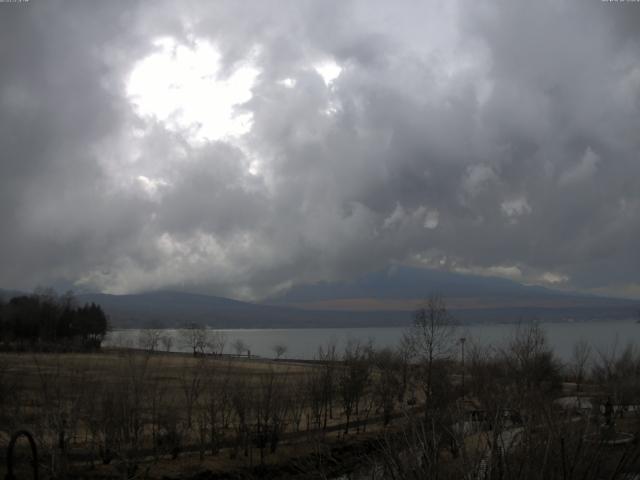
[2,267,638,328]
[69,267,640,327]
[266,266,637,313]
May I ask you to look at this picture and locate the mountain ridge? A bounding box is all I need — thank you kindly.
[1,267,638,327]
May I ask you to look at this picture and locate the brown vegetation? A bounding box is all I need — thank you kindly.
[3,301,640,479]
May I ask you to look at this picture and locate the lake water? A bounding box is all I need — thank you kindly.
[104,319,640,362]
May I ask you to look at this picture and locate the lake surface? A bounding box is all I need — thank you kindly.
[104,319,640,362]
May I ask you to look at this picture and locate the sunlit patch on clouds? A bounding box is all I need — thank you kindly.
[313,59,342,86]
[451,263,569,289]
[126,37,260,144]
[278,77,296,88]
[454,264,523,280]
[77,231,245,295]
[136,175,169,201]
[539,272,569,285]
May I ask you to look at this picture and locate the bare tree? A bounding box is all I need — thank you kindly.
[155,397,184,460]
[229,373,252,459]
[372,347,401,425]
[406,294,456,412]
[179,357,206,430]
[253,367,290,463]
[33,354,88,477]
[272,343,288,360]
[317,338,338,429]
[305,369,325,431]
[395,335,413,405]
[180,323,208,356]
[88,351,151,472]
[338,339,372,434]
[160,334,173,352]
[138,328,161,353]
[199,361,232,457]
[232,338,249,357]
[0,355,24,435]
[592,341,640,406]
[501,322,561,401]
[288,373,308,432]
[146,360,169,460]
[570,339,592,393]
[206,330,228,356]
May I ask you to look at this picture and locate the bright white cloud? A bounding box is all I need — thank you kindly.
[126,37,259,143]
[314,59,342,85]
[278,77,296,88]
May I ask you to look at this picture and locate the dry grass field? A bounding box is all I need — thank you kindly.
[5,323,636,479]
[0,348,405,479]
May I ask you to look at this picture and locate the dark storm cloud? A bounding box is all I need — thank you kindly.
[1,0,639,298]
[0,1,144,285]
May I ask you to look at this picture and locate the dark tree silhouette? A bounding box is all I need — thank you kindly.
[0,291,108,349]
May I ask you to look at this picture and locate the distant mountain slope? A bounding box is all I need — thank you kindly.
[81,287,638,328]
[268,266,571,303]
[2,266,639,328]
[77,291,305,328]
[77,291,411,328]
[264,266,639,321]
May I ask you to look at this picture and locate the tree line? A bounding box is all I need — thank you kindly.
[0,288,108,350]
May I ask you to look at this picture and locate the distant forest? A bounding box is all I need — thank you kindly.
[0,289,108,350]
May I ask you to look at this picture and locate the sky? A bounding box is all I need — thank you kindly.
[1,0,640,300]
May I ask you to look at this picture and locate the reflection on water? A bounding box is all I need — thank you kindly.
[104,319,639,361]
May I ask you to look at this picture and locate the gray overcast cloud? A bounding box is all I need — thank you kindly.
[1,0,640,299]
